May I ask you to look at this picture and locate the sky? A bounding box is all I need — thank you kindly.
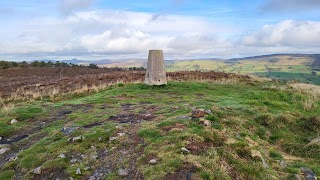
[0,0,320,61]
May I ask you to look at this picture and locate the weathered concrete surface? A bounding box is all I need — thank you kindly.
[144,50,167,85]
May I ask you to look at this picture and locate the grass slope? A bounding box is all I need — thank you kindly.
[0,81,319,179]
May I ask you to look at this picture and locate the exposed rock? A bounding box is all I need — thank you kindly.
[58,153,66,159]
[149,159,157,164]
[261,156,269,168]
[109,137,118,142]
[192,108,205,118]
[76,168,81,175]
[91,146,96,149]
[300,167,317,180]
[205,110,213,115]
[181,147,190,153]
[10,119,18,124]
[199,119,211,127]
[61,127,78,135]
[117,133,126,137]
[0,147,10,155]
[70,158,78,164]
[308,137,320,146]
[176,116,192,121]
[118,168,129,176]
[0,137,2,140]
[279,160,287,169]
[91,155,98,160]
[98,137,102,142]
[9,156,18,162]
[84,166,91,171]
[33,166,42,175]
[89,176,96,180]
[72,136,83,142]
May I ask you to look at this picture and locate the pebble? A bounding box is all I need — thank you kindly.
[84,166,91,171]
[33,167,42,175]
[91,155,98,160]
[10,119,18,124]
[76,168,81,175]
[109,137,118,142]
[205,110,213,115]
[72,136,83,142]
[0,147,10,155]
[58,153,66,159]
[70,158,78,164]
[149,159,157,164]
[117,133,126,137]
[9,156,18,162]
[118,168,129,176]
[91,146,96,149]
[89,176,96,180]
[98,137,102,141]
[181,147,190,153]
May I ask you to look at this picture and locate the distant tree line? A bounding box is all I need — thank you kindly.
[0,60,145,71]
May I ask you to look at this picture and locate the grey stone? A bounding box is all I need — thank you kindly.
[76,168,81,175]
[205,110,213,115]
[117,133,126,137]
[300,167,317,180]
[149,159,157,164]
[89,176,96,180]
[58,153,66,159]
[261,156,269,168]
[109,137,118,142]
[176,116,192,121]
[10,119,18,124]
[72,136,83,142]
[9,156,18,162]
[308,137,320,146]
[144,50,167,85]
[0,147,10,155]
[61,127,78,135]
[98,137,102,141]
[91,155,98,160]
[279,160,287,169]
[33,166,42,174]
[118,168,129,176]
[84,166,91,171]
[181,147,190,153]
[70,158,78,164]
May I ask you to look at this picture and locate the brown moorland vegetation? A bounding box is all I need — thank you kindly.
[0,67,250,102]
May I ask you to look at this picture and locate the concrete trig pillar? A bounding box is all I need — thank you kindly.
[144,50,167,85]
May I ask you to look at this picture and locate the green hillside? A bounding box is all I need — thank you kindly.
[166,54,320,85]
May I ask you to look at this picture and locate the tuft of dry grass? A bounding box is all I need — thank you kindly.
[289,83,320,111]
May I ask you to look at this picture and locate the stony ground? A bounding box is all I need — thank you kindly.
[0,81,319,180]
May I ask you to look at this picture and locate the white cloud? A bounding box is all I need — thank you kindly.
[59,0,94,14]
[241,20,320,47]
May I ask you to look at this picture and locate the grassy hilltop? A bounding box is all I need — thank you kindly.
[0,78,319,179]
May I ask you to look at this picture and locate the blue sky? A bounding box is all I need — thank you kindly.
[0,0,320,60]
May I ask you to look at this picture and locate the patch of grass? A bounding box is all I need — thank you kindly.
[205,115,219,122]
[269,149,283,160]
[138,129,162,142]
[14,106,43,120]
[0,122,15,136]
[0,170,14,180]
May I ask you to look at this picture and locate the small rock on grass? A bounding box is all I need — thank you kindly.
[58,153,66,159]
[192,108,205,118]
[33,167,42,175]
[149,159,157,164]
[89,176,96,180]
[118,168,129,176]
[300,167,317,180]
[176,116,192,121]
[205,110,213,115]
[0,147,10,155]
[10,119,18,124]
[117,133,126,137]
[76,168,81,175]
[181,147,190,153]
[109,137,118,142]
[72,136,84,142]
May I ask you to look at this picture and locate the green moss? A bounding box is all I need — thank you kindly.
[0,170,14,180]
